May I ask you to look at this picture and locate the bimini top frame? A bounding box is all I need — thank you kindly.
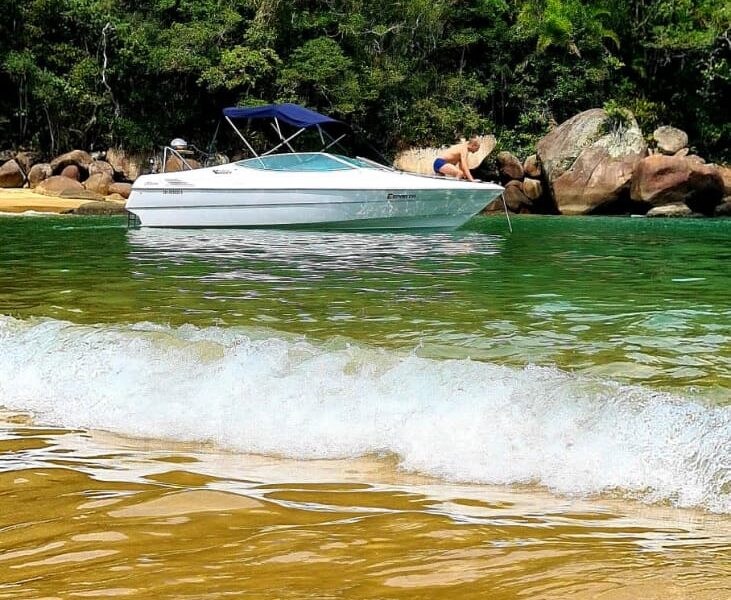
[222,103,349,160]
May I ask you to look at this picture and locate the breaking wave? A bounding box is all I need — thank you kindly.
[0,315,728,513]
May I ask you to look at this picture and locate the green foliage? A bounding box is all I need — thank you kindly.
[0,0,727,161]
[602,99,634,133]
[200,47,280,93]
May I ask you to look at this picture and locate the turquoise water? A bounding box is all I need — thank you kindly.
[0,214,729,512]
[1,215,729,394]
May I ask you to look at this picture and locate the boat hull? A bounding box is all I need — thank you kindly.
[127,188,502,230]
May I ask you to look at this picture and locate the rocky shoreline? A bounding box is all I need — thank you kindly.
[2,107,730,218]
[0,148,143,215]
[397,108,731,218]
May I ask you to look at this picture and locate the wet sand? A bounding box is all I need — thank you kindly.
[1,411,729,600]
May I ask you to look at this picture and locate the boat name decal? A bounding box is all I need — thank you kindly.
[162,189,183,195]
[387,193,416,200]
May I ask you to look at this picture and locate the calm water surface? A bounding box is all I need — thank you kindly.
[0,215,729,598]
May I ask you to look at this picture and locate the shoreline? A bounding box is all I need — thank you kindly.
[0,187,89,213]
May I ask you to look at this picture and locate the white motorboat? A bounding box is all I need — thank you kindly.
[126,104,504,230]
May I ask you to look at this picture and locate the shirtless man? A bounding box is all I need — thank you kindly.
[433,137,481,180]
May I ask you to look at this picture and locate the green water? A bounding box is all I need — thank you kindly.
[1,214,729,397]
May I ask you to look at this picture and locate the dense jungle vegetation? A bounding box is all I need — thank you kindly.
[1,0,729,160]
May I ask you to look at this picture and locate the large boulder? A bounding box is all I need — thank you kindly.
[108,182,132,199]
[496,151,523,183]
[88,160,115,178]
[0,159,25,188]
[106,148,149,181]
[537,108,647,215]
[719,166,731,197]
[35,175,85,197]
[164,155,202,173]
[523,154,541,178]
[502,180,532,213]
[28,163,52,188]
[15,151,40,175]
[522,177,543,201]
[630,155,724,214]
[653,126,688,155]
[60,164,81,181]
[538,109,607,182]
[84,172,113,195]
[50,150,93,176]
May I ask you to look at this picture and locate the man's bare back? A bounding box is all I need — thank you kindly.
[434,138,481,180]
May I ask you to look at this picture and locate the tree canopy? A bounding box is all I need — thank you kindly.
[1,0,728,160]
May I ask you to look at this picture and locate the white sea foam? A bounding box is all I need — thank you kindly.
[0,315,728,513]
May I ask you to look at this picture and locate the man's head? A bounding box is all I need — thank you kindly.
[466,136,481,153]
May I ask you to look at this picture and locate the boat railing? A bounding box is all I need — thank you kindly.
[149,145,229,174]
[161,146,196,172]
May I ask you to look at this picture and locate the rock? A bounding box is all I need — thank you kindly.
[685,163,726,214]
[72,200,127,215]
[28,163,52,188]
[164,155,202,173]
[88,160,115,178]
[523,177,543,201]
[502,182,532,213]
[631,155,724,214]
[537,108,647,215]
[36,175,85,197]
[104,193,127,202]
[538,109,607,182]
[50,150,93,176]
[523,154,541,178]
[713,199,731,217]
[653,126,689,155]
[481,197,504,213]
[15,151,40,174]
[0,150,14,164]
[106,148,149,181]
[673,148,689,158]
[719,166,731,196]
[84,172,113,195]
[0,159,25,188]
[646,203,698,218]
[61,165,81,181]
[686,155,705,164]
[108,182,132,199]
[496,151,523,183]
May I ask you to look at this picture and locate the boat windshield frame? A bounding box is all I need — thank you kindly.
[236,152,376,172]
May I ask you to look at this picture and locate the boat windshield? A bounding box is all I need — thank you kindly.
[237,153,375,172]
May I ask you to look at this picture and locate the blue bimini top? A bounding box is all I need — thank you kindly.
[222,103,345,129]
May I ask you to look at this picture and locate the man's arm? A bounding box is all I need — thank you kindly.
[460,146,475,181]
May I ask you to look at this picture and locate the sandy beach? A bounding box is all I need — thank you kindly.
[0,187,88,213]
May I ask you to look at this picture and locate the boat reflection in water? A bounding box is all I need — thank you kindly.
[126,227,504,279]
